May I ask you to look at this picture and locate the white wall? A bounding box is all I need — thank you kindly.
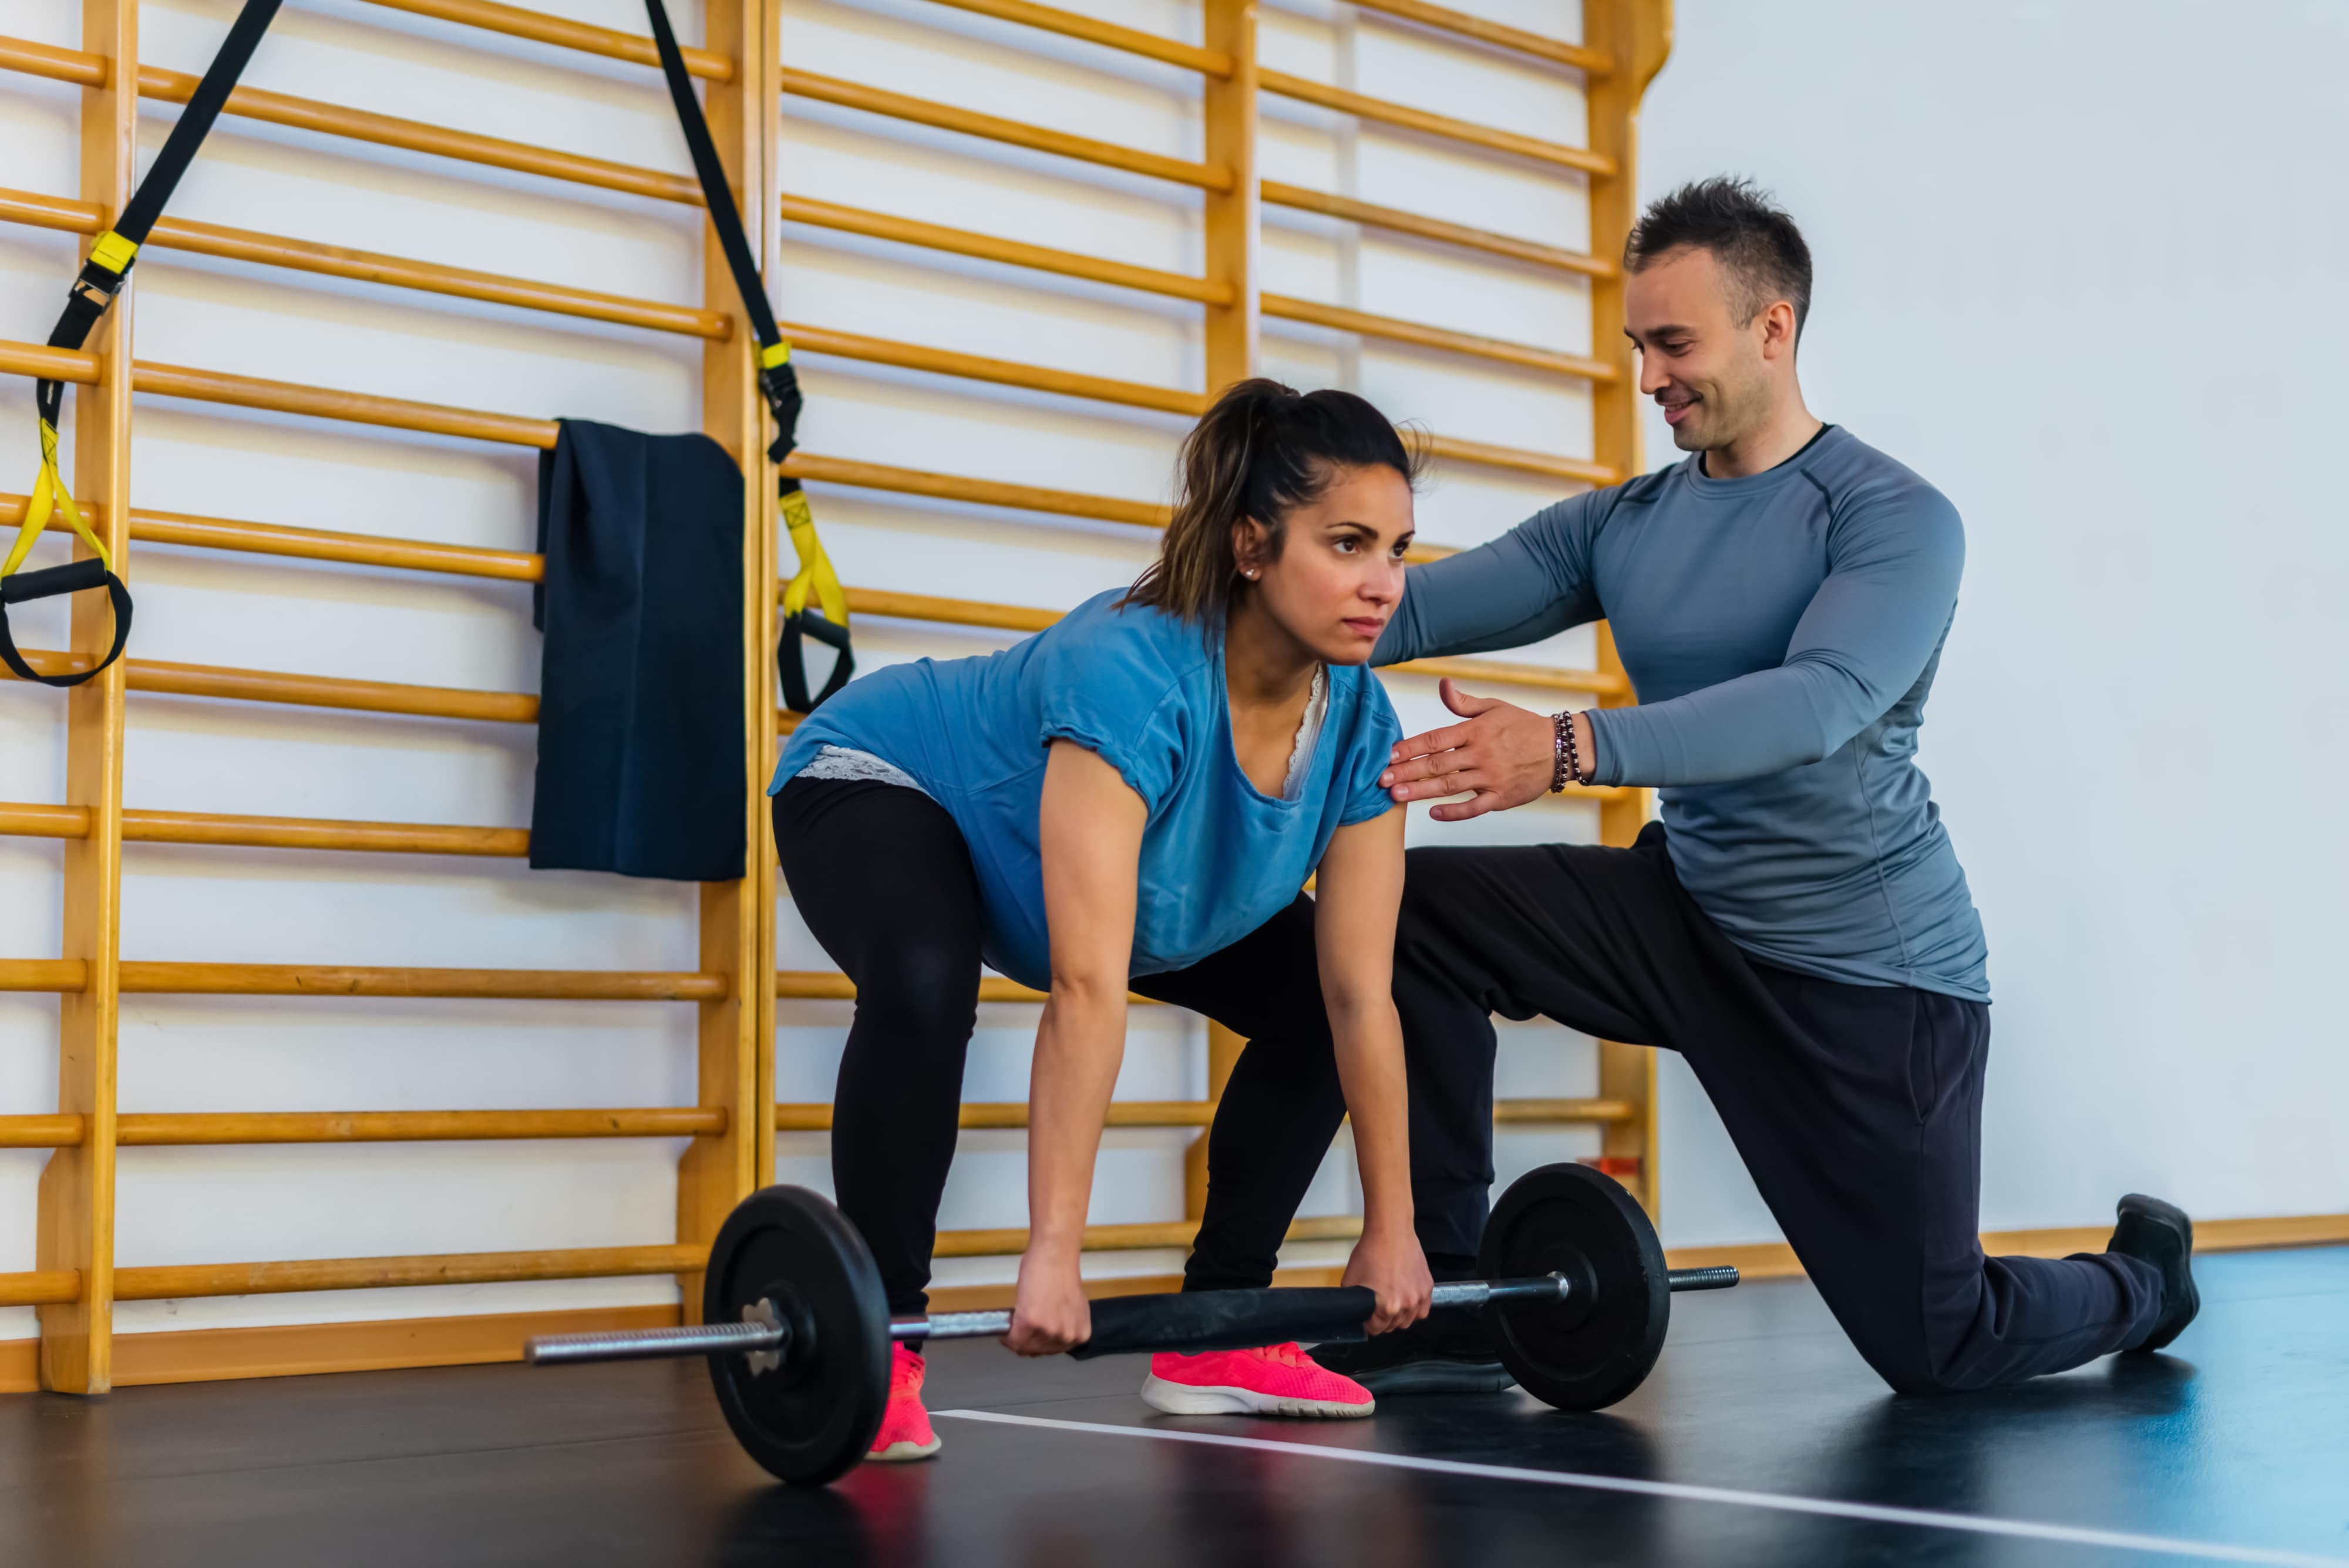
[1641,1,2349,1245]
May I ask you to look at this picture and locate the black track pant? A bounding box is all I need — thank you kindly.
[1357,823,2165,1395]
[773,777,1346,1315]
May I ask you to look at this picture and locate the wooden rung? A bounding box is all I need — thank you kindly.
[0,335,97,385]
[842,587,1059,636]
[112,1243,709,1301]
[1263,295,1617,382]
[775,1101,1214,1132]
[1260,70,1614,177]
[0,1113,86,1148]
[0,36,703,207]
[935,1213,1360,1259]
[1421,434,1618,487]
[778,65,1232,193]
[780,319,1203,415]
[123,964,726,1001]
[116,1108,726,1145]
[136,358,561,447]
[776,971,1164,1005]
[134,63,700,206]
[773,1097,1638,1133]
[122,811,529,857]
[778,191,1226,305]
[0,802,88,840]
[0,960,88,993]
[1261,181,1613,278]
[0,961,723,1001]
[355,0,735,81]
[783,452,1169,529]
[0,1269,83,1308]
[1494,1097,1641,1125]
[2,645,540,724]
[1347,0,1611,76]
[0,187,729,342]
[1389,654,1633,703]
[0,1109,728,1145]
[0,34,103,89]
[0,800,530,857]
[910,0,1231,77]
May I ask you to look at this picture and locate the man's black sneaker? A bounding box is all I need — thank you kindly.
[2109,1193,2199,1354]
[1310,1313,1516,1395]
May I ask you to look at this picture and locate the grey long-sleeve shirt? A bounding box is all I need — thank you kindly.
[1376,426,1988,1001]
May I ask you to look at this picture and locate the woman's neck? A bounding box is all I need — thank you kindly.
[1223,590,1321,712]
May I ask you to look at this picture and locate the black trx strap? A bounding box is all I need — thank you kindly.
[3,0,284,688]
[644,0,852,714]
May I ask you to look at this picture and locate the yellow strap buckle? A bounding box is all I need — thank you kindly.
[759,342,792,370]
[4,420,113,581]
[88,230,139,275]
[778,488,846,631]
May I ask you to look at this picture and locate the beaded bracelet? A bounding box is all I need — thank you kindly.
[1552,709,1590,793]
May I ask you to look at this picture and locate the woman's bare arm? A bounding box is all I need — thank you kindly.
[1006,740,1149,1354]
[1313,805,1433,1334]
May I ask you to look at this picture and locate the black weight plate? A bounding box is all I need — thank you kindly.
[704,1186,891,1485]
[1477,1162,1670,1412]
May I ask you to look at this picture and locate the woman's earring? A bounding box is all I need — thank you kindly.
[1243,567,1259,579]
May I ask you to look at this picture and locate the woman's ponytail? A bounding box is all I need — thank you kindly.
[1123,378,1418,624]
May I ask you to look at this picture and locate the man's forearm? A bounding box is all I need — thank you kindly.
[1375,516,1597,667]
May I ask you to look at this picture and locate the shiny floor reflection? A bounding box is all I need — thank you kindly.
[0,1246,2340,1567]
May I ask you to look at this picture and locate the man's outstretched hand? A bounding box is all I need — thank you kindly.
[1380,678,1594,822]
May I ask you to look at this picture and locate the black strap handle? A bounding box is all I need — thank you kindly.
[644,0,852,715]
[778,608,853,715]
[18,0,277,692]
[0,558,133,689]
[1068,1287,1377,1360]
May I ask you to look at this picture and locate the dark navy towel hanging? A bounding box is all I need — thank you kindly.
[531,419,746,882]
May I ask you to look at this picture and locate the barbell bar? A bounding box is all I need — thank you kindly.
[524,1264,1739,1370]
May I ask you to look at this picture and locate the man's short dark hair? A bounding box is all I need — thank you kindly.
[1626,177,1813,341]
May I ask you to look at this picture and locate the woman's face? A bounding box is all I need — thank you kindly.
[1235,463,1414,666]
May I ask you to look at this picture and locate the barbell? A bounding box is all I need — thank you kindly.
[524,1162,1736,1486]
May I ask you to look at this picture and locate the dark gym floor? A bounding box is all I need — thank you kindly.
[2,1247,2343,1567]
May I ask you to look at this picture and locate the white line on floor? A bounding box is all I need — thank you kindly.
[936,1409,2348,1567]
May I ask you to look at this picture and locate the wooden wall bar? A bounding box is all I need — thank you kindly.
[0,0,1672,1382]
[1583,0,1676,1214]
[32,0,136,1398]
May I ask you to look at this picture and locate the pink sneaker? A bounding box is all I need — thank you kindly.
[868,1343,942,1462]
[1140,1341,1375,1418]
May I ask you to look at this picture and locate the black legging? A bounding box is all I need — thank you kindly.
[774,775,1354,1315]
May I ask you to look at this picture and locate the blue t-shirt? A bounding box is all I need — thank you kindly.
[772,591,1403,991]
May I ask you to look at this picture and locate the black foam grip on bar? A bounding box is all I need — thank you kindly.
[1069,1287,1378,1360]
[0,562,133,688]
